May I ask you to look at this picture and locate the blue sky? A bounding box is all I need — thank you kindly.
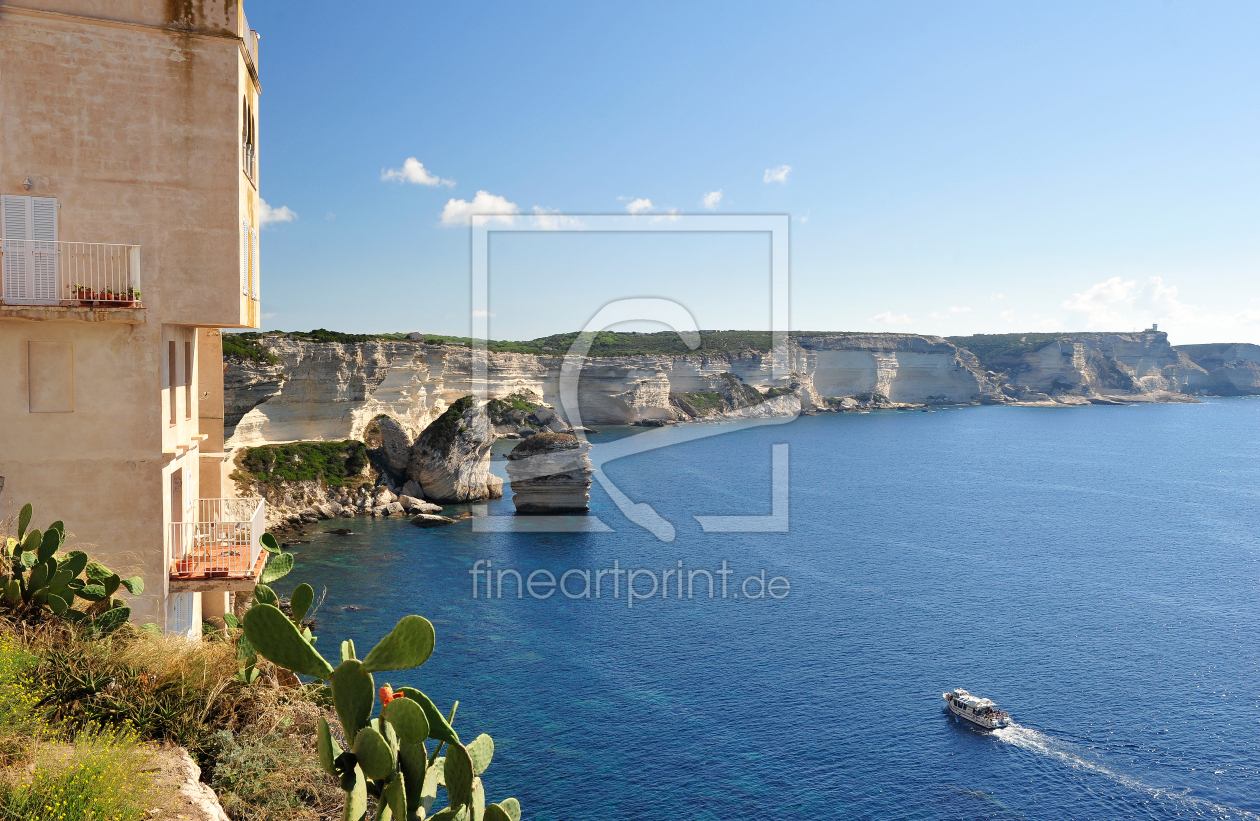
[249,1,1259,344]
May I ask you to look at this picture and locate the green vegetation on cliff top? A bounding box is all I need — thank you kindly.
[229,329,872,358]
[416,394,475,457]
[237,440,370,487]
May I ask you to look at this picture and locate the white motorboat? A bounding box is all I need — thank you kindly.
[943,688,1010,729]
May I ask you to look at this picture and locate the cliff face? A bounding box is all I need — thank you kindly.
[791,334,993,407]
[223,334,993,445]
[222,331,1259,447]
[1176,344,1260,396]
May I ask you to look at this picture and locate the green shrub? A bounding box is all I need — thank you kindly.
[683,392,724,414]
[485,393,540,426]
[415,396,475,458]
[238,441,369,487]
[208,728,339,821]
[223,333,280,365]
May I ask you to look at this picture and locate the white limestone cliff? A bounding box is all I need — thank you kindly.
[222,331,1258,449]
[223,334,996,446]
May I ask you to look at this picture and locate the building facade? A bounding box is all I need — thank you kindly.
[0,0,267,633]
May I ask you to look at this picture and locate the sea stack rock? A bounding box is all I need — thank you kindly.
[505,432,594,514]
[405,396,504,502]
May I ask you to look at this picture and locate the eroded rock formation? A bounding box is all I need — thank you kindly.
[505,433,593,514]
[405,397,503,502]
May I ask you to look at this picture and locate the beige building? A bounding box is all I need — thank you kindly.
[0,0,268,633]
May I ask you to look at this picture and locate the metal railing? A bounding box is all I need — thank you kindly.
[170,497,265,578]
[0,240,142,307]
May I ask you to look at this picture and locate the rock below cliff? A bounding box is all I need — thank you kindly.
[405,397,504,502]
[505,432,593,514]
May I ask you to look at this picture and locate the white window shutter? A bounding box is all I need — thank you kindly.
[241,220,249,296]
[1,196,29,299]
[250,227,259,300]
[30,197,58,301]
[31,197,57,242]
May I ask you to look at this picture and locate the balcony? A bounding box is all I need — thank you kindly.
[169,498,268,593]
[1,241,143,320]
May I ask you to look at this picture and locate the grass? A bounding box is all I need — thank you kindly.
[237,441,370,488]
[0,728,156,821]
[0,632,160,821]
[12,622,341,821]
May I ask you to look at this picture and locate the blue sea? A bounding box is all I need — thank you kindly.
[278,399,1260,820]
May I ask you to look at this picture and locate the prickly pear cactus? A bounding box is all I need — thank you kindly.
[243,586,520,820]
[3,503,143,634]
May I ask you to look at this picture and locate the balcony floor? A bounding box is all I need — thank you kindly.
[169,545,268,594]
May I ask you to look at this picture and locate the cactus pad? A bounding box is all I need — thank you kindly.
[331,659,374,744]
[351,726,394,781]
[382,694,430,744]
[360,615,436,672]
[242,603,335,680]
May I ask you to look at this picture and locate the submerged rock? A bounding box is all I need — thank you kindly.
[505,432,594,514]
[410,513,457,528]
[405,397,504,502]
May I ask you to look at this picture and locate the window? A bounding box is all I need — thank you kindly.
[1,195,58,303]
[242,96,256,181]
[184,340,193,419]
[168,340,177,425]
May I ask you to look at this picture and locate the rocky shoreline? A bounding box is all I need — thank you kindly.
[223,329,1260,535]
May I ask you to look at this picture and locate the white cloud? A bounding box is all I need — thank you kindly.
[626,198,653,215]
[1061,276,1181,329]
[530,206,584,230]
[471,310,495,318]
[764,165,791,184]
[1059,275,1260,342]
[870,311,913,325]
[795,209,810,223]
[990,293,1004,302]
[325,212,336,222]
[440,191,519,226]
[381,157,455,187]
[258,198,296,226]
[702,190,723,209]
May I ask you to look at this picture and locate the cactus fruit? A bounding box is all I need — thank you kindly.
[241,589,520,821]
[3,504,141,633]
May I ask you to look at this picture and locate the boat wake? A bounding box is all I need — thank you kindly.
[993,724,1257,819]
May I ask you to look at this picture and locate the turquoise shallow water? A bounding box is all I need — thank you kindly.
[279,398,1260,820]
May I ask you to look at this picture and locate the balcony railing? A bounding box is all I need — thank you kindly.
[0,240,142,308]
[169,498,266,580]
